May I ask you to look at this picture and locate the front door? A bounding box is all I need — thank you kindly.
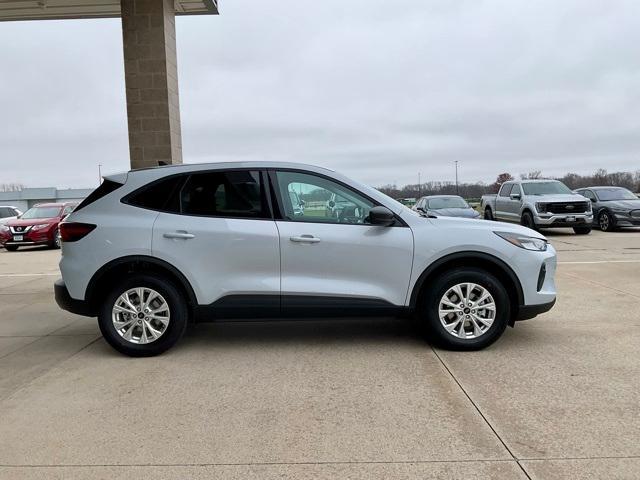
[271,170,414,312]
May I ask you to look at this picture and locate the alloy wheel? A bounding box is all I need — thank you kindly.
[111,287,170,344]
[438,283,496,339]
[599,212,610,231]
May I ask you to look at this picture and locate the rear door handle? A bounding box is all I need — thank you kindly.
[290,235,320,244]
[163,231,195,240]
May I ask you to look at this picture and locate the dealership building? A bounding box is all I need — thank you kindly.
[0,188,93,213]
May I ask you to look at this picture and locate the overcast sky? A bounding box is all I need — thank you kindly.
[1,0,639,189]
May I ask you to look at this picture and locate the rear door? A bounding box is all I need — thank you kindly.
[271,169,414,312]
[151,169,280,308]
[495,183,513,221]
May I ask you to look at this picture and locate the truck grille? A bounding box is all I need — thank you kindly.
[545,202,590,214]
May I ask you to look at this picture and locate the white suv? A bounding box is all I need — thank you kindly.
[55,162,557,356]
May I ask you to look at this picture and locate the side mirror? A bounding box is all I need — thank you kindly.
[368,206,395,226]
[590,198,596,203]
[299,199,306,206]
[510,193,521,200]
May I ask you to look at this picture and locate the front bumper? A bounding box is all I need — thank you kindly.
[516,298,556,321]
[54,279,95,317]
[613,212,640,227]
[534,213,593,227]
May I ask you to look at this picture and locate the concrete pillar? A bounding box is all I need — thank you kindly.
[121,0,182,169]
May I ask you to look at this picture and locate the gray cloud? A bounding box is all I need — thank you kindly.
[1,0,639,189]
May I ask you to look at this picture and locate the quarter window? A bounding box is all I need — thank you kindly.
[274,171,375,224]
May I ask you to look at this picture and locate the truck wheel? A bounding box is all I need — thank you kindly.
[598,211,615,232]
[419,268,509,350]
[98,273,189,357]
[573,226,591,235]
[521,211,538,231]
[484,207,493,220]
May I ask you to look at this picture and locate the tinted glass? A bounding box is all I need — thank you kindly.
[427,197,468,209]
[511,184,522,196]
[75,180,123,211]
[522,181,572,195]
[127,175,186,213]
[0,207,15,217]
[21,207,61,219]
[595,188,637,201]
[275,171,374,224]
[580,190,596,201]
[499,184,513,197]
[180,171,267,218]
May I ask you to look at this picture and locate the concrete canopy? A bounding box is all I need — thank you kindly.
[0,0,218,21]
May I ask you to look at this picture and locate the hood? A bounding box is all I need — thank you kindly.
[423,215,546,239]
[601,199,640,209]
[6,217,59,227]
[429,207,479,218]
[530,193,587,203]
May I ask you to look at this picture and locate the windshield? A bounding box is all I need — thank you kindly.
[427,197,469,209]
[20,206,61,219]
[522,182,572,195]
[596,188,638,201]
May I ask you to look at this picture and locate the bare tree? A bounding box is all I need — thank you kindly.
[520,170,543,180]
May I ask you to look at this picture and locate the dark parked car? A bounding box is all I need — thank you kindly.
[574,187,640,231]
[413,195,480,219]
[0,202,77,251]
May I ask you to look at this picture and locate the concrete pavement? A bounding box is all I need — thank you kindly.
[1,229,639,479]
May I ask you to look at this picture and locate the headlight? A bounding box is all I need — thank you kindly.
[0,224,9,232]
[610,208,629,214]
[535,202,547,213]
[495,231,548,251]
[31,223,50,231]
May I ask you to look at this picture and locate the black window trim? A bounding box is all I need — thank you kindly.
[121,168,275,221]
[267,168,408,228]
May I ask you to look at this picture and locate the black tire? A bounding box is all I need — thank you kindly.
[573,226,591,235]
[419,268,510,350]
[4,245,18,251]
[484,207,493,220]
[521,211,538,231]
[50,228,61,249]
[98,273,189,357]
[598,210,615,232]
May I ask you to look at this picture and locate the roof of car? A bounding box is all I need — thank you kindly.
[585,186,627,190]
[421,195,464,199]
[511,179,559,183]
[129,161,336,174]
[32,202,77,208]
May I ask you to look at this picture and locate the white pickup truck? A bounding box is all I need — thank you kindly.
[481,180,593,234]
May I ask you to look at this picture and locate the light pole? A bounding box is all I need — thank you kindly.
[454,161,459,195]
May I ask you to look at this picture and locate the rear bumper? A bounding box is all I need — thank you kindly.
[54,279,95,317]
[516,298,556,321]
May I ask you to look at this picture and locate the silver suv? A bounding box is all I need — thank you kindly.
[55,162,557,356]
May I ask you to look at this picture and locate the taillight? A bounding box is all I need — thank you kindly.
[59,222,96,242]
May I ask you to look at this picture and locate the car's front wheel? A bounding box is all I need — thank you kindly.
[484,207,493,220]
[573,226,591,235]
[4,245,18,252]
[98,274,188,357]
[599,211,615,232]
[420,268,510,350]
[521,211,538,231]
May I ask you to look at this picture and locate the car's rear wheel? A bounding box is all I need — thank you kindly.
[599,211,615,232]
[573,226,591,235]
[419,268,510,350]
[484,207,493,220]
[4,245,18,252]
[98,274,188,357]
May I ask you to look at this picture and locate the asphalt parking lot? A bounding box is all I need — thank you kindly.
[1,228,639,479]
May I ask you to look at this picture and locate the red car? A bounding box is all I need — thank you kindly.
[0,202,77,251]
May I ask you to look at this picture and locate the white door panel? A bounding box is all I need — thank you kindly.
[276,221,413,306]
[153,213,280,304]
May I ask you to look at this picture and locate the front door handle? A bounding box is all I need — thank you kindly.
[290,235,320,244]
[163,231,195,240]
